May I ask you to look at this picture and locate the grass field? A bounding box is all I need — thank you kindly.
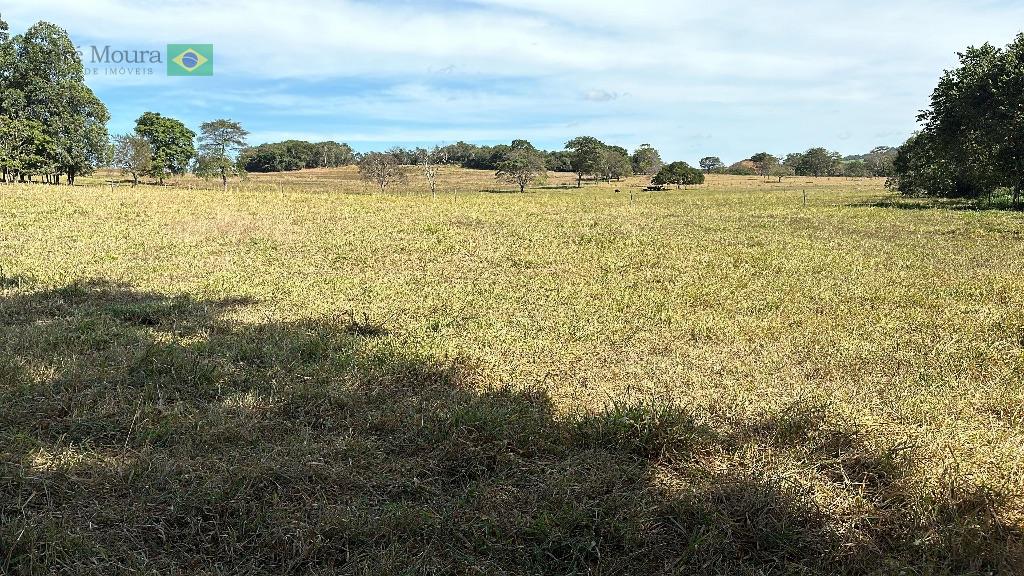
[1,169,1023,574]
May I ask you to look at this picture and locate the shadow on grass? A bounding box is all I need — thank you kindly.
[852,197,1023,212]
[1,281,1020,574]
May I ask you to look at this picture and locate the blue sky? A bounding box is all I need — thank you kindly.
[5,0,1024,164]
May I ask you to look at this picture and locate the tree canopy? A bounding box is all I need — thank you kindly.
[135,112,196,184]
[239,140,355,173]
[889,34,1024,205]
[495,139,547,193]
[700,157,725,173]
[652,161,705,189]
[565,136,608,188]
[0,20,109,184]
[195,119,248,190]
[631,144,663,176]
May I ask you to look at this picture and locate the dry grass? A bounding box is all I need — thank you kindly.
[1,168,1022,574]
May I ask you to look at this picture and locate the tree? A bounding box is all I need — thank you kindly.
[631,144,663,176]
[111,133,152,186]
[653,161,704,189]
[864,146,897,177]
[1,21,109,184]
[602,147,633,181]
[843,160,868,178]
[359,151,407,193]
[495,139,546,193]
[750,152,779,180]
[890,34,1024,206]
[565,136,607,187]
[135,112,195,185]
[0,116,53,183]
[699,156,725,173]
[769,165,795,183]
[420,146,447,198]
[797,148,842,177]
[196,119,248,190]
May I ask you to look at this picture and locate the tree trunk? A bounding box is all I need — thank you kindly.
[221,170,228,191]
[577,174,582,188]
[1014,184,1022,208]
[132,174,138,187]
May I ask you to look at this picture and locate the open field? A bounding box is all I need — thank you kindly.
[1,169,1023,574]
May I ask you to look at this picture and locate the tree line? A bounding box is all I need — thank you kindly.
[695,147,897,180]
[14,15,1013,202]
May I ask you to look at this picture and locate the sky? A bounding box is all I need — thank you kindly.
[4,0,1024,164]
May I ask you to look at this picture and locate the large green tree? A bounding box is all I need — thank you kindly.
[1,21,109,184]
[631,144,663,176]
[602,146,633,181]
[699,156,725,173]
[565,136,607,188]
[652,161,704,189]
[135,112,195,185]
[195,119,248,190]
[890,34,1024,205]
[495,139,547,193]
[750,152,779,180]
[796,148,841,177]
[0,116,53,182]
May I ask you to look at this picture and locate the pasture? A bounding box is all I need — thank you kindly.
[1,169,1022,574]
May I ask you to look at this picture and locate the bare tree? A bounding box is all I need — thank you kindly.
[420,146,447,198]
[359,152,407,193]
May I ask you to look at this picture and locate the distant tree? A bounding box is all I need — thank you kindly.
[699,156,725,173]
[495,139,547,193]
[420,146,447,198]
[565,136,607,187]
[111,133,152,186]
[631,144,663,176]
[750,152,779,180]
[843,160,868,178]
[653,161,704,189]
[769,165,796,182]
[797,147,842,177]
[544,150,573,172]
[134,112,195,185]
[316,141,355,168]
[196,119,248,190]
[603,147,633,181]
[359,151,407,193]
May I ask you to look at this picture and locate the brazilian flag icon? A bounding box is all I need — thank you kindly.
[167,45,213,76]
